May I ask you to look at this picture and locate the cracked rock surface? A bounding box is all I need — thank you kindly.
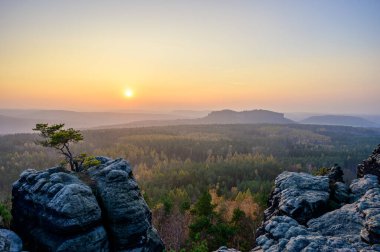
[256,146,380,251]
[11,157,164,252]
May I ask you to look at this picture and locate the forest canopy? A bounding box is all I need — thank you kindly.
[1,124,380,250]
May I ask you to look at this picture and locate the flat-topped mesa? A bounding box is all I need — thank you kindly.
[201,109,293,124]
[11,157,164,252]
[255,145,380,251]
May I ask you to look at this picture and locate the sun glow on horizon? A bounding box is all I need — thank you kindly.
[124,89,134,98]
[0,1,379,113]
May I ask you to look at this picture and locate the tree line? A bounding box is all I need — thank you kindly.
[1,124,380,251]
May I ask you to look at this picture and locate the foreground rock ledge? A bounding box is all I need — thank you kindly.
[256,163,380,251]
[223,146,380,251]
[11,157,164,252]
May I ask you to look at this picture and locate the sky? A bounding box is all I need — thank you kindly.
[0,1,379,114]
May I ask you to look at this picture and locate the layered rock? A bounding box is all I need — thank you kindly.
[12,166,108,251]
[256,176,380,251]
[261,171,330,225]
[87,157,164,251]
[257,215,368,251]
[256,146,380,251]
[350,174,379,202]
[11,157,164,252]
[357,187,380,244]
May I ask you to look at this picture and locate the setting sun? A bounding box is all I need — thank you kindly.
[1,2,380,252]
[124,89,134,98]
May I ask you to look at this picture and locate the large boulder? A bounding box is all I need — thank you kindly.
[11,158,164,252]
[12,167,108,251]
[0,229,22,252]
[307,203,363,237]
[262,171,330,225]
[87,158,164,251]
[350,174,379,202]
[357,144,380,181]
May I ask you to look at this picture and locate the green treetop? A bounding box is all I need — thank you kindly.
[33,123,98,172]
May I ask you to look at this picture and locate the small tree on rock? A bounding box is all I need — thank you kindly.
[33,123,98,172]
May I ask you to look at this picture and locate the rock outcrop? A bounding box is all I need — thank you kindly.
[256,146,380,251]
[87,157,163,251]
[11,157,164,252]
[357,144,380,180]
[261,171,330,226]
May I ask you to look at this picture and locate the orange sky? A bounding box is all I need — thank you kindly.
[1,1,379,113]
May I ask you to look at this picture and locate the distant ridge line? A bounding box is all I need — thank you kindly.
[94,109,295,129]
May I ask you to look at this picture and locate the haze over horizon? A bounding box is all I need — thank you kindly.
[1,1,379,114]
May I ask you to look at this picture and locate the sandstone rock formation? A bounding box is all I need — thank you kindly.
[261,171,330,226]
[357,144,380,180]
[11,157,164,252]
[256,147,380,252]
[87,157,163,251]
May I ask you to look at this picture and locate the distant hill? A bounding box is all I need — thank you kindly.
[300,115,379,128]
[0,109,187,134]
[199,109,294,124]
[95,109,294,129]
[362,115,380,126]
[0,115,37,134]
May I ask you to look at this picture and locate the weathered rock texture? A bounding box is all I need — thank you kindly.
[261,171,330,225]
[11,157,164,252]
[87,157,163,251]
[0,229,22,252]
[256,146,380,252]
